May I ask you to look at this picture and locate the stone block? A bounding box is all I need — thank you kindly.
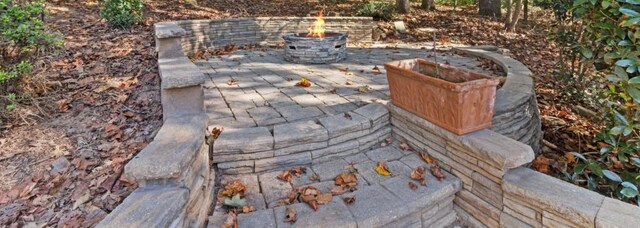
[457,190,500,221]
[379,175,459,212]
[238,209,277,228]
[312,148,360,164]
[318,112,371,137]
[273,200,356,228]
[255,117,287,126]
[125,114,205,184]
[96,187,188,227]
[218,160,254,174]
[220,174,260,194]
[343,153,372,164]
[353,103,388,122]
[542,211,579,228]
[471,178,503,208]
[275,141,327,156]
[503,195,538,220]
[214,127,274,154]
[312,159,350,181]
[502,206,542,228]
[214,151,274,163]
[159,57,206,89]
[342,185,412,227]
[454,193,499,228]
[329,129,369,145]
[258,171,293,205]
[273,121,329,149]
[365,147,404,162]
[398,153,426,169]
[503,168,604,227]
[278,105,324,122]
[312,140,359,159]
[595,197,640,228]
[248,106,282,120]
[162,86,204,119]
[254,152,312,173]
[500,212,533,228]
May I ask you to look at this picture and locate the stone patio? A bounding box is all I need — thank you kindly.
[196,46,503,129]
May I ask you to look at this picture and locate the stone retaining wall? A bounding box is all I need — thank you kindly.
[156,17,374,54]
[453,46,542,153]
[388,103,640,228]
[97,24,212,227]
[212,103,391,174]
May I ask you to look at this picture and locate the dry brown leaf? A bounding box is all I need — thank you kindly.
[408,182,418,190]
[342,196,356,204]
[345,80,353,85]
[227,79,238,86]
[242,205,256,213]
[532,155,550,173]
[357,85,370,93]
[564,152,576,164]
[331,185,348,195]
[335,172,358,187]
[309,173,320,182]
[430,164,445,181]
[211,127,223,140]
[420,151,433,164]
[317,193,333,205]
[344,112,352,120]
[296,77,312,87]
[410,166,426,186]
[57,99,70,112]
[299,186,320,211]
[284,207,297,224]
[399,142,410,151]
[217,180,247,203]
[291,166,307,176]
[375,161,392,176]
[278,171,293,182]
[221,211,238,228]
[385,137,393,145]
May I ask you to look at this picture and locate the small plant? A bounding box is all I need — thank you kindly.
[353,1,395,21]
[100,0,144,28]
[1,0,63,59]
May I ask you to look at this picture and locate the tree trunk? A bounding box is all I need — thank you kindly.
[421,0,436,10]
[397,0,411,14]
[505,0,513,25]
[478,0,501,17]
[523,0,529,21]
[507,0,523,32]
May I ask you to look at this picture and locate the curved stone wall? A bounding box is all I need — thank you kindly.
[453,46,542,153]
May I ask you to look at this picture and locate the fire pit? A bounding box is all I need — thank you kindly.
[283,11,348,64]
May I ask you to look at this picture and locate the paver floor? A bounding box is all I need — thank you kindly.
[195,46,503,129]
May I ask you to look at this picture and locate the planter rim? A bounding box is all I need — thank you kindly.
[384,58,500,92]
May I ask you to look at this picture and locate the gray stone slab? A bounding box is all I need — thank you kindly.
[273,121,329,149]
[254,152,312,173]
[365,147,405,162]
[275,141,327,156]
[353,103,388,122]
[248,106,282,120]
[258,171,293,205]
[158,57,206,89]
[343,153,372,164]
[399,153,427,169]
[237,209,277,228]
[278,105,325,122]
[379,174,459,211]
[312,159,350,182]
[342,185,412,227]
[214,127,274,154]
[220,174,261,194]
[329,129,369,146]
[318,112,371,137]
[291,94,324,106]
[218,160,254,174]
[595,197,640,228]
[311,140,359,159]
[214,151,274,163]
[503,167,604,227]
[273,199,356,228]
[255,117,287,126]
[97,187,188,227]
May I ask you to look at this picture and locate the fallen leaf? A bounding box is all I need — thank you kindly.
[309,173,320,182]
[410,166,427,186]
[564,152,576,164]
[217,180,247,203]
[227,79,238,86]
[242,205,256,213]
[375,161,392,176]
[282,189,298,205]
[345,80,353,85]
[357,85,370,93]
[284,207,297,224]
[211,127,223,139]
[299,186,320,211]
[344,112,352,120]
[277,171,293,182]
[331,185,348,195]
[430,164,445,181]
[408,182,418,190]
[420,151,433,164]
[372,65,382,74]
[335,172,358,187]
[345,72,353,76]
[296,77,312,87]
[399,142,411,151]
[317,193,333,204]
[342,196,356,204]
[57,99,70,112]
[385,137,393,145]
[532,155,550,173]
[290,166,307,176]
[339,67,349,72]
[222,211,238,228]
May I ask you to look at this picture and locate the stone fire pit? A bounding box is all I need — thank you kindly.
[282,32,348,64]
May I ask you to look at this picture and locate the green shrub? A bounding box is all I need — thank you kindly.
[569,0,640,206]
[353,1,395,21]
[1,0,63,58]
[100,0,144,28]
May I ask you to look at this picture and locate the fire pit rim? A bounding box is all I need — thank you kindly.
[282,32,348,41]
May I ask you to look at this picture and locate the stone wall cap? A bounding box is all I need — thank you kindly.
[388,103,534,169]
[125,114,205,182]
[96,186,189,227]
[503,167,604,227]
[596,197,640,228]
[154,23,187,39]
[158,57,206,89]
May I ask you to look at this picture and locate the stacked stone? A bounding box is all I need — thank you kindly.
[98,24,213,227]
[154,17,373,54]
[282,33,348,64]
[453,46,542,153]
[213,103,391,174]
[388,103,534,228]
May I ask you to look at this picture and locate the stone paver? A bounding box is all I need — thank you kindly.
[365,147,405,162]
[274,200,357,228]
[312,159,350,182]
[213,127,273,154]
[258,171,293,206]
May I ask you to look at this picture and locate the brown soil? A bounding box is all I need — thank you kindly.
[0,1,598,226]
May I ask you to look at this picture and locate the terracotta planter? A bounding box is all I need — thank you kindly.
[385,58,499,135]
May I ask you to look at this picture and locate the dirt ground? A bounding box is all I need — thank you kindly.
[0,1,597,226]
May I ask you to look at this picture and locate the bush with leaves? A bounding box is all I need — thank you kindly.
[569,0,640,206]
[353,1,395,21]
[100,0,144,28]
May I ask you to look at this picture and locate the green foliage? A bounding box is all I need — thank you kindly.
[100,0,144,28]
[353,1,395,21]
[533,0,573,20]
[571,0,640,206]
[0,0,63,57]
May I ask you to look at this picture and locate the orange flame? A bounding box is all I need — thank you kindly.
[308,10,325,38]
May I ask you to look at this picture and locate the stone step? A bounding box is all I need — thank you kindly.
[207,145,462,228]
[210,103,392,174]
